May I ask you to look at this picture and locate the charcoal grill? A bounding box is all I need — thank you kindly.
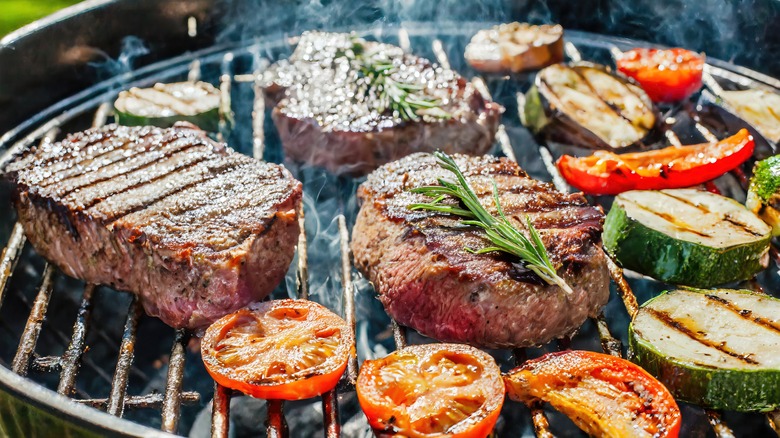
[1,1,780,436]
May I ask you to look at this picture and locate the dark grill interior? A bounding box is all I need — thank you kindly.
[1,21,779,437]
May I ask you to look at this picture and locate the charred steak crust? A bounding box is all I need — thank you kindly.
[350,153,610,349]
[265,32,503,175]
[6,124,302,329]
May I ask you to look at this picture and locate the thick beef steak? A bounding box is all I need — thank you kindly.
[264,32,503,175]
[351,153,609,348]
[5,124,302,329]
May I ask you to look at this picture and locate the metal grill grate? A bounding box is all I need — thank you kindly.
[0,24,778,437]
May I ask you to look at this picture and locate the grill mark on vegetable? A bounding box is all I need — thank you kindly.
[56,141,201,197]
[80,153,213,211]
[722,215,765,237]
[127,88,196,114]
[660,191,711,214]
[106,159,245,223]
[573,66,649,128]
[704,294,780,334]
[646,308,759,365]
[623,199,711,238]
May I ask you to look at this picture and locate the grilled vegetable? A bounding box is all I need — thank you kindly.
[616,48,705,103]
[630,288,780,412]
[523,63,657,150]
[603,189,771,287]
[557,129,754,195]
[201,299,353,400]
[356,343,504,438]
[719,89,780,143]
[114,81,225,132]
[505,350,681,438]
[464,22,564,73]
[747,155,780,235]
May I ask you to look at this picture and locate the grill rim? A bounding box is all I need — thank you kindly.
[1,17,779,438]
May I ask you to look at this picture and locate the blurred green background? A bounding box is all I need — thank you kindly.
[0,0,82,37]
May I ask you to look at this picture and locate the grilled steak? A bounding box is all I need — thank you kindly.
[5,124,302,329]
[351,153,609,349]
[264,32,503,175]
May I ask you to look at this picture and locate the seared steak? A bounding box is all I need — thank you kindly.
[351,153,609,349]
[265,32,503,175]
[5,124,302,329]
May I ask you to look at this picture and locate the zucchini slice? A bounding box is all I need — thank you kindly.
[522,63,656,150]
[603,189,771,287]
[747,155,780,236]
[720,89,780,144]
[629,288,780,412]
[114,81,224,132]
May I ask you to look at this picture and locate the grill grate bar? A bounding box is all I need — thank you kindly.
[595,313,622,357]
[496,124,517,162]
[11,264,56,376]
[253,77,267,161]
[338,214,358,385]
[210,383,231,438]
[266,400,288,438]
[77,391,200,410]
[0,222,27,309]
[218,53,234,143]
[57,283,96,395]
[603,255,640,319]
[397,28,411,53]
[431,39,451,70]
[322,389,340,437]
[296,206,309,299]
[188,60,202,82]
[92,102,112,129]
[106,296,141,417]
[391,320,407,349]
[161,329,188,434]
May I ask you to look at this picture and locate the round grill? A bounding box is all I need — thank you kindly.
[1,8,779,438]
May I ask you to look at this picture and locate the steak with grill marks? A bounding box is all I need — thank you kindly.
[264,32,503,175]
[5,123,302,329]
[351,153,610,349]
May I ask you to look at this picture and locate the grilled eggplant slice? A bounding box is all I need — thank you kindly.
[630,288,780,412]
[603,189,771,287]
[522,63,657,150]
[719,89,780,144]
[747,155,780,236]
[465,22,564,73]
[114,81,227,132]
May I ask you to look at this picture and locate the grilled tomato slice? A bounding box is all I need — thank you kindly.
[201,299,353,400]
[616,48,704,103]
[505,350,681,438]
[356,343,504,438]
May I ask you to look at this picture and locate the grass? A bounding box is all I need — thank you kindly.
[0,0,83,37]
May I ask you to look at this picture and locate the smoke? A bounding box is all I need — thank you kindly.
[88,35,150,81]
[214,0,779,76]
[511,0,780,77]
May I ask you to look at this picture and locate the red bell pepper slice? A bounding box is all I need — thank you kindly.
[556,129,754,195]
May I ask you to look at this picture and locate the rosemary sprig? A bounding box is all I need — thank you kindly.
[338,40,451,122]
[408,151,574,295]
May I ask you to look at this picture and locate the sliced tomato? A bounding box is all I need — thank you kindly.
[557,128,754,195]
[616,48,705,103]
[357,343,504,438]
[505,350,681,438]
[201,299,353,400]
